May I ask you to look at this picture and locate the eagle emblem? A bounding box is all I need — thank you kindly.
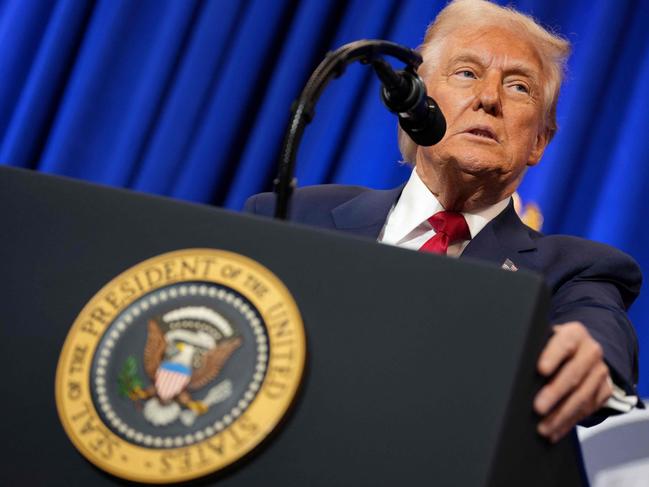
[56,249,305,483]
[122,306,241,427]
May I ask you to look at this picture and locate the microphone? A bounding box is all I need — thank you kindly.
[274,39,443,220]
[372,58,446,146]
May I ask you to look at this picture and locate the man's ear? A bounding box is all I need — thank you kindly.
[528,128,551,167]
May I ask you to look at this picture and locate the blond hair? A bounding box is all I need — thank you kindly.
[399,0,571,163]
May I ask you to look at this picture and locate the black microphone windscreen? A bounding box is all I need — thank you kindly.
[399,97,446,146]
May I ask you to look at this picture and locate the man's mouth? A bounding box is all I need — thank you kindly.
[465,127,498,142]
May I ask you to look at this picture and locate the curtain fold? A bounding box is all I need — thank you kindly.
[0,0,93,168]
[224,0,345,210]
[0,0,56,143]
[296,0,399,187]
[1,0,648,395]
[171,0,296,203]
[132,1,243,195]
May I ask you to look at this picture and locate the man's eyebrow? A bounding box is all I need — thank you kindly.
[447,52,484,66]
[505,61,540,82]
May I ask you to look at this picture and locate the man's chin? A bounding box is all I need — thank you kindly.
[448,155,507,177]
[417,147,511,182]
[426,142,507,173]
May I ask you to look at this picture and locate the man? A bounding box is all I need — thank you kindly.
[245,0,642,443]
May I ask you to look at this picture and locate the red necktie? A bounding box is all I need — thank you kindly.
[419,211,471,255]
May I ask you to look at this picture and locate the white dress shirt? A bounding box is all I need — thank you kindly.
[378,168,509,255]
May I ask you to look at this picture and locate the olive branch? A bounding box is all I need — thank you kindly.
[117,356,144,398]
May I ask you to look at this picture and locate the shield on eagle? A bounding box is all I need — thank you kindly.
[154,362,192,401]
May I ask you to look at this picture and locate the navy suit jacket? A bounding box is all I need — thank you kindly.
[245,184,642,399]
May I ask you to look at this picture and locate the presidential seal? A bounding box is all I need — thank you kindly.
[55,249,306,483]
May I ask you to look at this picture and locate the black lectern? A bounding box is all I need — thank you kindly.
[0,166,585,486]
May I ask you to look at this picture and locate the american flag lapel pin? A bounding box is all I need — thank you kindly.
[501,258,518,272]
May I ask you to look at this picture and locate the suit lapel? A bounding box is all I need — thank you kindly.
[330,186,403,239]
[329,187,539,271]
[461,200,538,270]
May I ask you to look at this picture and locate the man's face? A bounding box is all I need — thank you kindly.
[417,26,549,194]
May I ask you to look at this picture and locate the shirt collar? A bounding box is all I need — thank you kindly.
[381,169,510,243]
[464,195,511,239]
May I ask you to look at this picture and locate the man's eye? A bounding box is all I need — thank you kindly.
[512,83,529,94]
[457,70,476,79]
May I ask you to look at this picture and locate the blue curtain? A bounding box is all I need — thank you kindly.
[2,0,648,395]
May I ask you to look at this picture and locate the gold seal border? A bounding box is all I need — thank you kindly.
[55,248,306,484]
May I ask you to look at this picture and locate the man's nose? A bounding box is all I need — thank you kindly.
[472,72,502,116]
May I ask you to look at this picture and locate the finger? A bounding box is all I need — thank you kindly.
[537,367,603,442]
[537,323,585,377]
[537,362,609,442]
[534,339,603,415]
[594,375,614,408]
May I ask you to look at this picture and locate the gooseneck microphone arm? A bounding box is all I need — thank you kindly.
[273,39,446,220]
